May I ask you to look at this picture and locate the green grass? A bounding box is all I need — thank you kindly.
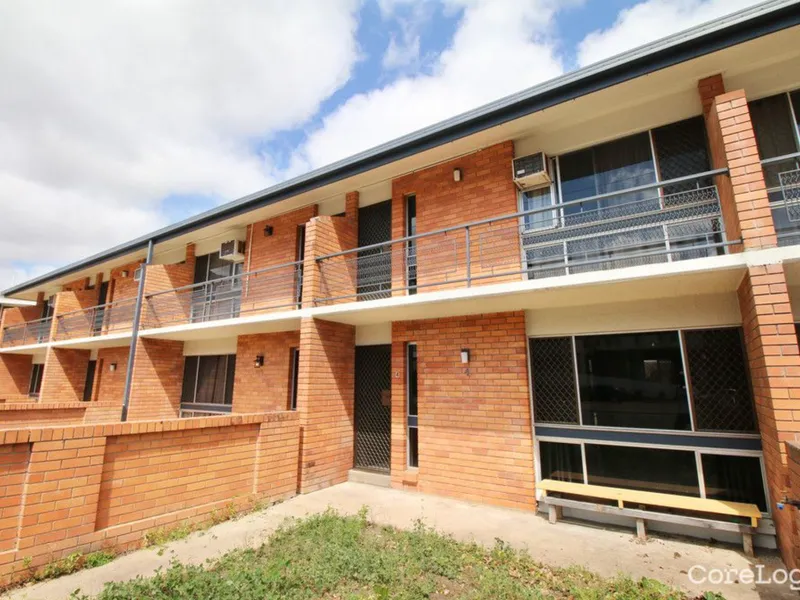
[70,509,720,600]
[32,550,115,582]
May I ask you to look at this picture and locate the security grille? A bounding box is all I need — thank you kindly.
[529,337,579,424]
[779,169,800,221]
[354,345,392,471]
[683,328,757,432]
[357,201,392,300]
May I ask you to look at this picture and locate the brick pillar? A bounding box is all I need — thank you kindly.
[127,338,185,420]
[296,317,355,492]
[38,347,91,403]
[738,265,800,565]
[0,355,33,402]
[301,193,358,308]
[699,76,777,250]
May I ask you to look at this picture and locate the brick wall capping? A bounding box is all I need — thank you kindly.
[0,401,119,412]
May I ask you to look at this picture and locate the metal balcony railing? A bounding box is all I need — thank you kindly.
[143,261,303,329]
[315,170,734,304]
[763,152,800,247]
[1,317,53,347]
[54,297,138,341]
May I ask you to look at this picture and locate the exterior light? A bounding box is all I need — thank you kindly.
[109,363,117,372]
[453,168,462,182]
[254,354,264,368]
[460,349,470,364]
[263,225,274,237]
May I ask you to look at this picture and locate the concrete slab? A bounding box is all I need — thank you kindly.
[3,482,794,600]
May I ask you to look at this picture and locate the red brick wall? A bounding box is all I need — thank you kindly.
[391,141,520,294]
[0,294,44,331]
[296,317,355,492]
[0,355,32,402]
[38,348,91,403]
[304,194,358,307]
[391,312,535,510]
[786,442,800,569]
[127,339,185,421]
[91,348,129,405]
[0,412,299,587]
[141,245,196,328]
[233,331,300,413]
[0,403,124,429]
[738,265,800,565]
[108,260,144,304]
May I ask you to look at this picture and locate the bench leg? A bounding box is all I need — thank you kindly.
[548,505,562,524]
[742,532,754,557]
[635,518,647,541]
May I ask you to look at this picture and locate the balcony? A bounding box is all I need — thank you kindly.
[142,261,303,330]
[54,298,138,341]
[315,171,732,304]
[763,152,800,247]
[1,317,52,348]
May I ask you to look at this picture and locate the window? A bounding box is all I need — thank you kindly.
[295,226,306,304]
[701,454,767,512]
[289,348,299,411]
[539,441,583,483]
[406,195,417,294]
[576,331,691,430]
[407,343,418,468]
[180,354,236,414]
[28,363,44,398]
[651,116,712,195]
[191,253,243,322]
[529,337,578,424]
[83,360,97,402]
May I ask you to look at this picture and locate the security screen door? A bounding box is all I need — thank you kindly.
[354,345,392,471]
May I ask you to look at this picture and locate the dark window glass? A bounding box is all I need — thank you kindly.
[576,331,691,430]
[28,363,44,397]
[652,116,712,194]
[181,356,198,404]
[539,441,583,483]
[406,195,417,294]
[529,337,578,424]
[585,444,700,496]
[407,343,418,468]
[684,328,757,432]
[295,225,306,303]
[83,360,97,402]
[701,454,767,512]
[408,427,419,469]
[193,254,210,284]
[749,94,800,193]
[180,355,234,409]
[224,355,236,406]
[290,348,300,411]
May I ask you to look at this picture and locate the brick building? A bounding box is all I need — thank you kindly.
[3,1,800,578]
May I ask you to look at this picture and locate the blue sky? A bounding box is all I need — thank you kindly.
[0,0,763,289]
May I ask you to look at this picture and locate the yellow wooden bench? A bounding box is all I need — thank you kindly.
[538,479,762,555]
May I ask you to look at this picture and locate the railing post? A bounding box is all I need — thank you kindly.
[465,226,471,287]
[121,239,154,422]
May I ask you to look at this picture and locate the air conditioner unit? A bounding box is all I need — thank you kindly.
[219,240,246,262]
[133,267,143,282]
[512,152,551,190]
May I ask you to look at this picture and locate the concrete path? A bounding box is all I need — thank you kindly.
[3,482,794,600]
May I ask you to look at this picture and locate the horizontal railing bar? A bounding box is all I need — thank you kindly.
[316,238,740,304]
[3,316,53,329]
[56,298,137,319]
[317,171,727,261]
[760,152,800,166]
[146,261,302,298]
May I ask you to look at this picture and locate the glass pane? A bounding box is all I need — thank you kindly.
[652,116,712,194]
[181,356,198,404]
[702,454,767,512]
[196,355,227,405]
[749,94,799,191]
[684,328,757,432]
[576,331,691,430]
[539,441,583,483]
[290,349,300,411]
[585,444,700,495]
[83,360,97,402]
[408,427,419,468]
[407,344,418,417]
[521,187,555,230]
[224,355,236,406]
[529,338,578,424]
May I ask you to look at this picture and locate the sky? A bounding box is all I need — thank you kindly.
[0,0,766,291]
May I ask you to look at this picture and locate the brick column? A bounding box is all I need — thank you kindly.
[127,338,185,420]
[0,355,33,402]
[738,265,800,564]
[38,347,91,403]
[296,317,355,492]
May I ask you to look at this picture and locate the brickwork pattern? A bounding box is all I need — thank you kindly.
[0,412,299,587]
[38,348,91,404]
[0,403,122,428]
[141,244,196,328]
[233,331,300,413]
[391,312,535,510]
[0,355,33,402]
[786,442,800,569]
[90,347,129,405]
[390,141,521,294]
[297,317,355,492]
[127,339,185,421]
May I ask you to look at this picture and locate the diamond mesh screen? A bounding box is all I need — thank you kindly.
[357,201,392,300]
[529,337,579,424]
[683,328,757,432]
[354,345,392,471]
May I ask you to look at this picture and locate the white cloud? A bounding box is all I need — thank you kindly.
[382,32,422,71]
[0,0,360,290]
[577,0,764,67]
[290,0,566,172]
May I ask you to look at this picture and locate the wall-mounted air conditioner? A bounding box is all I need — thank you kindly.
[512,152,551,190]
[133,267,143,282]
[219,240,246,262]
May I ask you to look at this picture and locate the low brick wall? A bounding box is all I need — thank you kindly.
[0,402,122,429]
[786,442,800,569]
[0,411,299,587]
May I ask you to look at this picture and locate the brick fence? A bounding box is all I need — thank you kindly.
[0,403,122,429]
[0,411,299,587]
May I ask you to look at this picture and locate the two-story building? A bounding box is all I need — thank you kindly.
[2,0,800,570]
